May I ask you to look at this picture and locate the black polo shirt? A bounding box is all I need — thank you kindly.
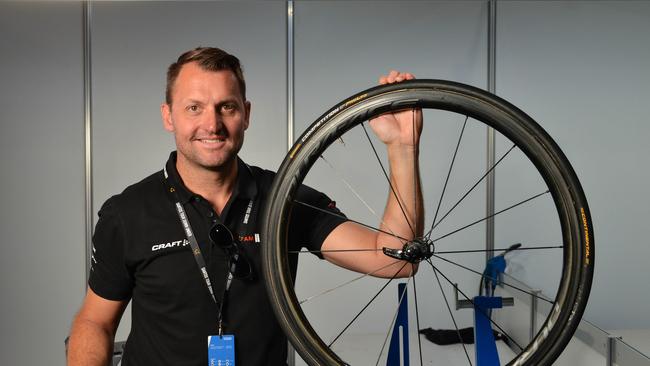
[88,152,346,366]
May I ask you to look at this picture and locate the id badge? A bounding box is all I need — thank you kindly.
[208,334,235,366]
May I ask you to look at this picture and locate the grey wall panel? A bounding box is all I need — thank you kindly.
[91,1,288,209]
[295,0,488,129]
[496,1,650,329]
[0,2,85,365]
[293,1,488,360]
[90,1,287,342]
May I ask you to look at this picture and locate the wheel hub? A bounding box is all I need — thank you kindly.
[382,237,434,263]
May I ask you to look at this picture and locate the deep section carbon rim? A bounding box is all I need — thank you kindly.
[262,80,594,366]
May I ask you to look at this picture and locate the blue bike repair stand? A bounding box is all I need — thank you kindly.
[473,296,503,365]
[387,283,409,366]
[455,288,514,365]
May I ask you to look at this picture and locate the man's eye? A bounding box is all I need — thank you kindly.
[222,104,236,112]
[188,105,200,112]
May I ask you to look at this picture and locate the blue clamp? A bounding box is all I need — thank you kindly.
[484,255,506,291]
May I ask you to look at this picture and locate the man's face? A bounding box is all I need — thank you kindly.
[161,62,250,172]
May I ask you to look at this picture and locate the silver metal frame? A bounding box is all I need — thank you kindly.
[287,0,295,150]
[485,0,497,263]
[501,275,650,365]
[83,0,93,284]
[529,289,541,342]
[286,3,297,365]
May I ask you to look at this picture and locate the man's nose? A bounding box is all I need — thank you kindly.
[203,108,223,133]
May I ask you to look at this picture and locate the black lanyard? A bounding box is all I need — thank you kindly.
[164,166,218,305]
[164,165,244,334]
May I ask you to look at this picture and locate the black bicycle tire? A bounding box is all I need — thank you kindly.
[262,79,594,366]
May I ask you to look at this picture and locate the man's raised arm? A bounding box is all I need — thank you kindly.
[321,70,423,278]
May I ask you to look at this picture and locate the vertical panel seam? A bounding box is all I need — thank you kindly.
[83,1,93,286]
[486,0,497,262]
[287,0,295,151]
[286,2,296,365]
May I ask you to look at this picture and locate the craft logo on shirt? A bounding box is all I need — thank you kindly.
[151,239,190,252]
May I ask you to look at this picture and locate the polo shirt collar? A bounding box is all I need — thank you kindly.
[235,157,258,200]
[163,151,257,203]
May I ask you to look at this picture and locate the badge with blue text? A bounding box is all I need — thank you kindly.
[208,334,235,366]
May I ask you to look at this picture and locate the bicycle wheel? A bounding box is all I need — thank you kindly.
[262,80,593,366]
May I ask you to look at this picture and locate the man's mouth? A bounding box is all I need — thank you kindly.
[195,136,226,144]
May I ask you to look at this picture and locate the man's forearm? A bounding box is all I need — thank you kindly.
[379,144,424,243]
[67,317,114,366]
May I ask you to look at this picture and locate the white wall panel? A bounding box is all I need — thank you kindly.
[496,0,650,330]
[0,3,85,365]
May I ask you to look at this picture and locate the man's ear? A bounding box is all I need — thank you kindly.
[243,101,251,131]
[161,103,174,132]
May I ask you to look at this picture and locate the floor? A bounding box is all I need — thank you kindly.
[295,333,516,365]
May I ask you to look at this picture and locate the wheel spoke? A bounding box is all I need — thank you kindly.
[328,261,409,347]
[318,155,401,239]
[361,122,416,237]
[299,260,402,305]
[428,259,525,351]
[427,144,517,237]
[436,245,562,255]
[294,199,410,243]
[375,266,414,366]
[431,254,553,304]
[290,248,383,254]
[411,109,424,237]
[432,190,550,243]
[427,260,473,365]
[411,264,424,366]
[428,116,468,238]
[412,110,418,232]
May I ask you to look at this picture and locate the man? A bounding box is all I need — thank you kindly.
[67,47,422,365]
